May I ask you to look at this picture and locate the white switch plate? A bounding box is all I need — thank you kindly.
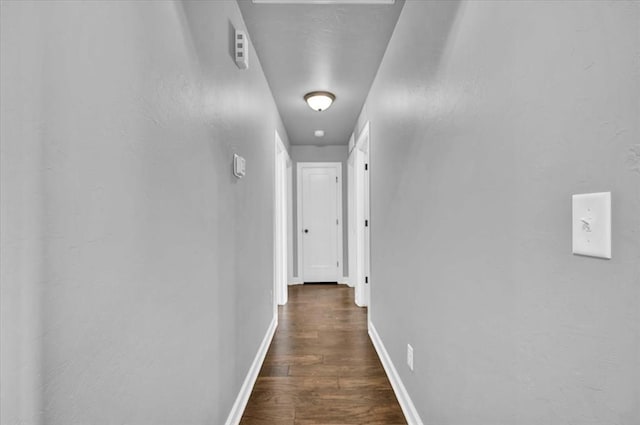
[572,192,611,259]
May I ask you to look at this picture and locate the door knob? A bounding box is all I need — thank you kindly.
[304,229,309,233]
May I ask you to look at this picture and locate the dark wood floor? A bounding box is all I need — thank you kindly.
[240,284,406,425]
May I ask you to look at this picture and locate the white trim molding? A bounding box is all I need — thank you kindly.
[274,131,291,306]
[368,321,424,425]
[289,278,304,285]
[340,276,351,286]
[225,317,277,425]
[351,121,370,307]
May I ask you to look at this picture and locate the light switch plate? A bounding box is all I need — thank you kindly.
[572,192,611,259]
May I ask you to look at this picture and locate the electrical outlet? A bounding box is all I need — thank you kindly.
[407,344,414,371]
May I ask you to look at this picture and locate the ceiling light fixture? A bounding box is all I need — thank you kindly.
[253,1,395,4]
[304,91,336,112]
[314,130,325,137]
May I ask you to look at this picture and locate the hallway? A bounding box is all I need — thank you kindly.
[2,1,639,425]
[240,284,405,425]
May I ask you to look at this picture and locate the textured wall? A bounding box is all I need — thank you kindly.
[290,145,349,280]
[0,1,288,424]
[358,1,640,424]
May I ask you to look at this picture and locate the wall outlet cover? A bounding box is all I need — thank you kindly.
[407,344,414,371]
[572,192,611,259]
[234,154,246,178]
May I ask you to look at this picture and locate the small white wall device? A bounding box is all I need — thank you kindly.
[233,154,246,178]
[572,192,611,259]
[235,30,249,70]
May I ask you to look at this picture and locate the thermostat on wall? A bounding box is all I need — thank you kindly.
[234,154,246,178]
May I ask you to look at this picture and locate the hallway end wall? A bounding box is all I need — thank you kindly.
[0,1,288,424]
[359,1,640,424]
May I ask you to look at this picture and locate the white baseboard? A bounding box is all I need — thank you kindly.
[224,316,277,425]
[368,321,424,425]
[289,278,352,286]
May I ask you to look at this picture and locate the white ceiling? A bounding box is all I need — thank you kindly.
[237,0,405,145]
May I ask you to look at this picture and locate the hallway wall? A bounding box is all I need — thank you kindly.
[357,1,640,424]
[290,145,349,280]
[0,1,288,424]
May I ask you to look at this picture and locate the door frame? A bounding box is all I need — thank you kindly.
[274,131,291,307]
[296,162,343,283]
[349,122,371,307]
[286,154,294,286]
[347,149,356,288]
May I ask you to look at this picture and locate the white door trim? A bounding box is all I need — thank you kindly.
[347,142,356,288]
[274,131,291,306]
[296,162,343,282]
[286,157,294,286]
[350,121,371,307]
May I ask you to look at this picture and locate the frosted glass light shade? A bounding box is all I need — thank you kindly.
[304,91,335,112]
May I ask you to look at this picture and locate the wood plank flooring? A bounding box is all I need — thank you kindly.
[240,284,406,425]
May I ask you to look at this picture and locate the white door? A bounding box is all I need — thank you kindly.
[362,148,370,306]
[347,152,356,289]
[351,122,370,307]
[298,163,342,282]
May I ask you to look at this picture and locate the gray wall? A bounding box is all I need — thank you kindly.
[290,145,349,280]
[358,1,640,424]
[0,1,288,424]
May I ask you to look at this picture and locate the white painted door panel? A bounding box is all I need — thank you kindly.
[301,165,340,282]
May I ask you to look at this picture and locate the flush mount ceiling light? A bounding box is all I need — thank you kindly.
[304,91,336,112]
[314,130,325,137]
